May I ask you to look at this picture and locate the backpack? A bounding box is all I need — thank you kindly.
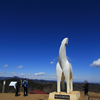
[22,81,26,87]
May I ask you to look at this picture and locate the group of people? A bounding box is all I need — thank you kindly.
[15,78,28,97]
[15,79,89,97]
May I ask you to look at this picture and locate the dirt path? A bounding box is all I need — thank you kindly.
[0,92,49,100]
[0,91,100,100]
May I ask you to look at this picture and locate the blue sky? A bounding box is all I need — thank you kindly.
[0,0,100,83]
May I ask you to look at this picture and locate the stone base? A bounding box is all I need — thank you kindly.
[48,91,80,100]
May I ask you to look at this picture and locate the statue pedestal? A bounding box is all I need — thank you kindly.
[48,91,80,100]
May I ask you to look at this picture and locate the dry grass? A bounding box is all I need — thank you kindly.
[0,92,48,100]
[0,91,100,100]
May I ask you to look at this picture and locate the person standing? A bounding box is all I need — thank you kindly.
[83,81,89,96]
[22,79,28,96]
[15,79,20,96]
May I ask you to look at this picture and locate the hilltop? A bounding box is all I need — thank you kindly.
[0,76,100,93]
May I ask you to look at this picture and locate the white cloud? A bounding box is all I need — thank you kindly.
[18,73,31,78]
[50,61,54,64]
[19,73,29,76]
[67,56,71,62]
[19,73,24,76]
[17,65,23,68]
[90,59,100,68]
[51,77,56,78]
[52,74,56,76]
[11,72,16,75]
[34,72,45,76]
[39,76,45,79]
[3,64,8,67]
[27,74,31,75]
[73,77,76,79]
[50,57,58,64]
[42,77,45,79]
[0,72,7,75]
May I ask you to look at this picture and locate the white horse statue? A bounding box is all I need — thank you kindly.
[56,38,73,93]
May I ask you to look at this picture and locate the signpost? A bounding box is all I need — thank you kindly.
[9,81,17,89]
[2,80,6,93]
[20,80,22,92]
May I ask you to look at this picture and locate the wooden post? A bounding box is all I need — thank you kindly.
[2,80,6,93]
[20,80,22,92]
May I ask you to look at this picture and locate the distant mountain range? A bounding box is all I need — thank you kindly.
[0,76,21,80]
[0,76,56,84]
[0,76,100,93]
[0,76,100,84]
